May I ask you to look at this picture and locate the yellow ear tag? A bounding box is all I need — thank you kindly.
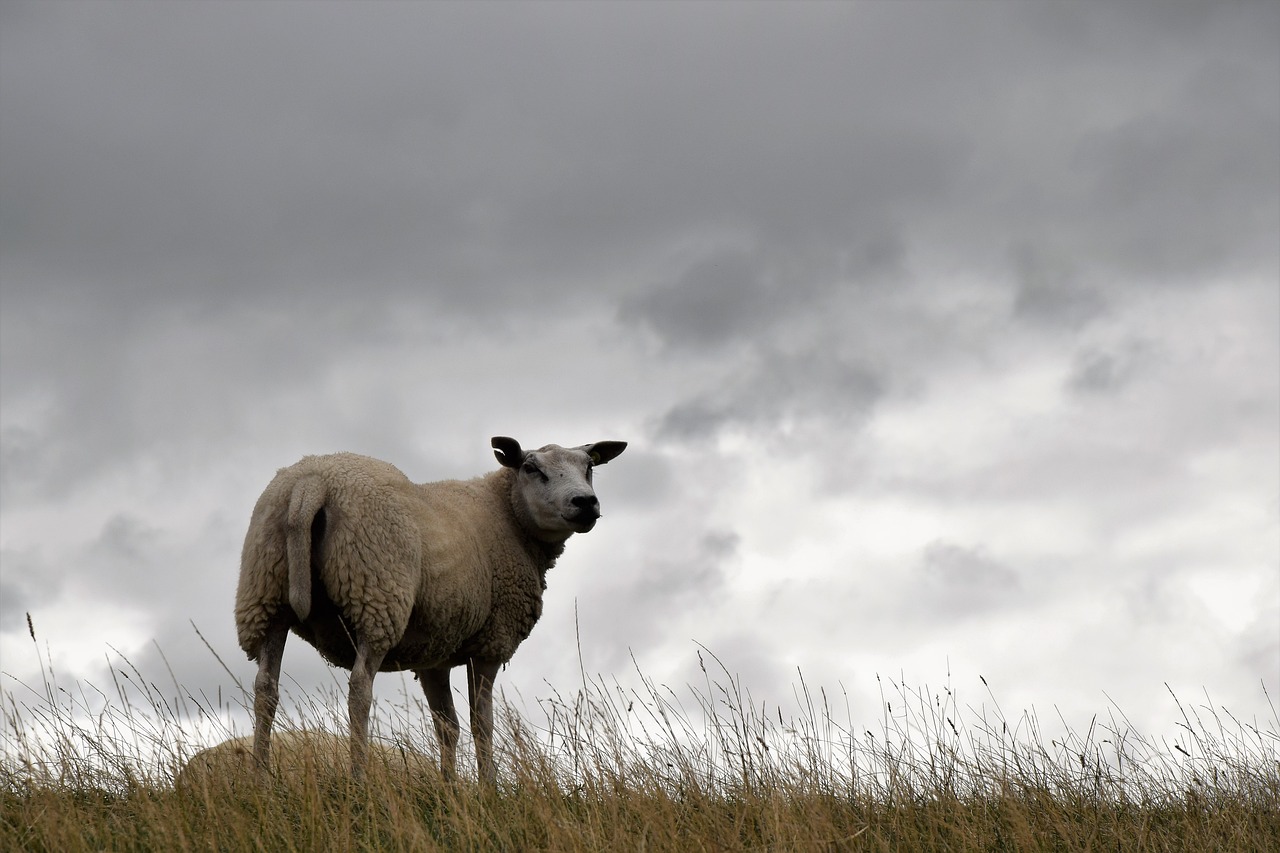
[590,451,601,464]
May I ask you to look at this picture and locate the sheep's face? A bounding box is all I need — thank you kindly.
[492,437,627,542]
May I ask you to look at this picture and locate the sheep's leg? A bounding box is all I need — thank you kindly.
[252,620,289,780]
[467,660,501,786]
[416,667,460,780]
[347,640,386,780]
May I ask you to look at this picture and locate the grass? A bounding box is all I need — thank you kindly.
[2,625,1277,852]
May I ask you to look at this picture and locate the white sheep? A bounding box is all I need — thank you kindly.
[234,436,627,784]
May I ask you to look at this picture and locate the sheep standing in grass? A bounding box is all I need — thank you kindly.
[234,436,627,783]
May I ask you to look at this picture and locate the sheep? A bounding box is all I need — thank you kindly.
[234,436,627,784]
[177,730,432,792]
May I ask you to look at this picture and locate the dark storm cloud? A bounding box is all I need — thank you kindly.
[3,0,1274,314]
[0,2,513,309]
[1066,49,1280,277]
[621,250,776,350]
[3,1,1275,463]
[619,229,906,352]
[655,346,884,443]
[1010,2,1277,276]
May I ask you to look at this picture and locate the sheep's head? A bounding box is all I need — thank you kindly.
[492,436,627,542]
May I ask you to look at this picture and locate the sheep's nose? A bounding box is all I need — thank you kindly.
[571,494,599,511]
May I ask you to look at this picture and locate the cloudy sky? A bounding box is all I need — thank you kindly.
[2,1,1277,757]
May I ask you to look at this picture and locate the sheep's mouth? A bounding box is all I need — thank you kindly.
[564,512,599,533]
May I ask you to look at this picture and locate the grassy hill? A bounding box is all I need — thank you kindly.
[3,642,1276,851]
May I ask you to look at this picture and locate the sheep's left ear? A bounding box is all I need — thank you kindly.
[583,441,627,465]
[492,436,525,468]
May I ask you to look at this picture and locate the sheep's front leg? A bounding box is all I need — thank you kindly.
[348,641,386,780]
[467,660,501,785]
[417,667,460,780]
[252,620,289,780]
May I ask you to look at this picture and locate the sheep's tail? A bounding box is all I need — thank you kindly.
[286,476,327,622]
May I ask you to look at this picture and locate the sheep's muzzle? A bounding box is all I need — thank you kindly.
[565,494,601,531]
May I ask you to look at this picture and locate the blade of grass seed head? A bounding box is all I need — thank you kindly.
[190,620,248,695]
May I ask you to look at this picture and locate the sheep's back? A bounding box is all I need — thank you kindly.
[236,453,422,658]
[306,454,424,653]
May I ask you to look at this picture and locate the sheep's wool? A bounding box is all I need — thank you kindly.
[236,454,557,670]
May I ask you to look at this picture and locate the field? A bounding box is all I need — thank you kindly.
[3,634,1277,852]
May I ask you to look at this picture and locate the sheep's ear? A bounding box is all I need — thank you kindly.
[584,441,627,465]
[492,436,524,468]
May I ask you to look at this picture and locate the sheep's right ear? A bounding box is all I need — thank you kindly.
[492,436,525,468]
[584,441,627,465]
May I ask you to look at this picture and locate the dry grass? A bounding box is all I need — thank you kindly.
[3,630,1277,852]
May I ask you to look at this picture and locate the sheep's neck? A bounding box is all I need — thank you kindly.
[528,537,565,573]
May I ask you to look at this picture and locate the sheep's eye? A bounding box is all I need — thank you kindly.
[523,461,547,480]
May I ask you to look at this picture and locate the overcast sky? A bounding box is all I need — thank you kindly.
[2,1,1277,759]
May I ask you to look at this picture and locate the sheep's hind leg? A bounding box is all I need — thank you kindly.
[416,667,460,780]
[252,620,289,781]
[347,640,386,780]
[467,660,501,786]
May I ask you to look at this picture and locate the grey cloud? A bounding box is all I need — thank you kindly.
[1,1,1275,739]
[1010,244,1107,329]
[654,347,885,443]
[634,531,736,603]
[3,0,1273,322]
[680,631,792,711]
[29,506,264,709]
[0,294,507,507]
[916,541,1021,617]
[0,548,58,638]
[4,1,1272,414]
[1124,572,1196,629]
[603,449,675,513]
[1237,605,1280,682]
[0,426,44,507]
[1066,352,1128,395]
[579,529,738,673]
[970,4,1279,293]
[92,514,163,592]
[0,1,963,323]
[620,231,905,352]
[0,304,322,504]
[125,615,338,720]
[1069,57,1280,277]
[620,250,773,350]
[1066,341,1153,395]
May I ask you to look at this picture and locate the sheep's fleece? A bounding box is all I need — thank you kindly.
[235,436,626,784]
